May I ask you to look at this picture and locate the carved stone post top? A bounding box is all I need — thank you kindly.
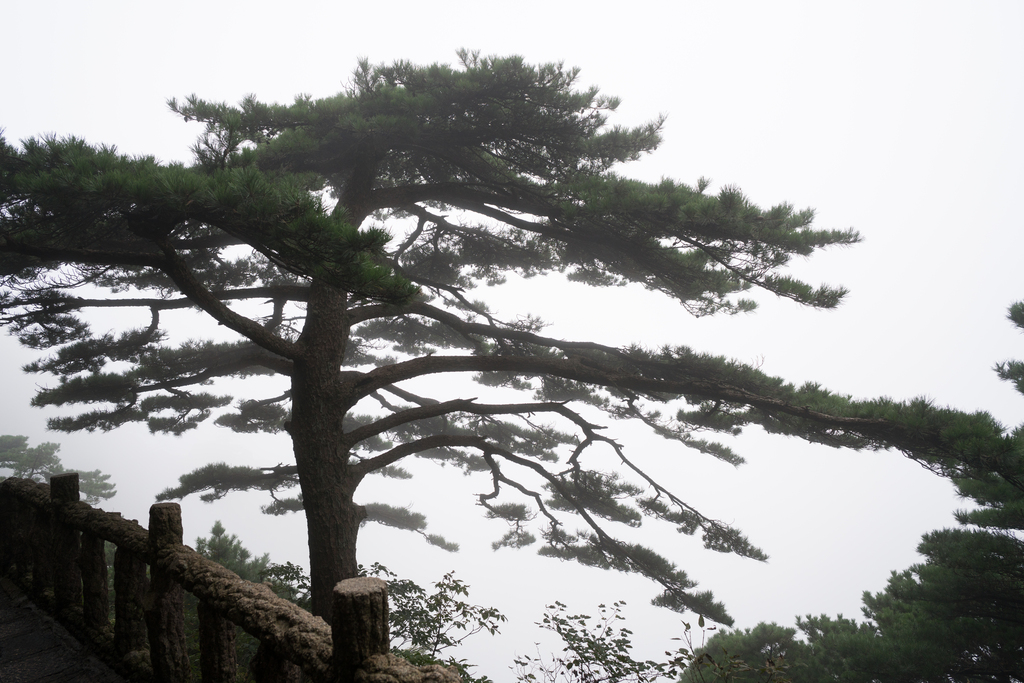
[332,576,390,682]
[148,503,184,549]
[49,472,80,502]
[334,577,387,596]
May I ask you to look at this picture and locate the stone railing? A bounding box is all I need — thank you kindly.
[0,473,459,683]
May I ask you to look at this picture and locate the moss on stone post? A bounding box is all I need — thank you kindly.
[144,502,192,682]
[332,577,389,683]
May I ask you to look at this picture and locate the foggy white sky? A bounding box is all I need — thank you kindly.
[2,0,1023,677]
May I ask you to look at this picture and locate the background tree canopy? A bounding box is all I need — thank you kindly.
[687,303,1024,682]
[0,435,115,504]
[1,53,1020,627]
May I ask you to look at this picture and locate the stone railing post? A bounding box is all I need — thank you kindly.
[50,472,82,614]
[332,577,389,683]
[0,484,22,575]
[144,503,192,682]
[198,600,237,683]
[2,477,367,681]
[30,492,53,598]
[80,530,109,634]
[251,641,301,683]
[114,535,150,664]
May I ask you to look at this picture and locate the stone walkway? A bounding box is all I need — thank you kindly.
[0,577,126,683]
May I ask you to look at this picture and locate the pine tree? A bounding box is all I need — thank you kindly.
[689,622,814,683]
[0,434,115,504]
[1,53,1017,623]
[193,520,271,582]
[827,302,1024,681]
[716,303,1024,682]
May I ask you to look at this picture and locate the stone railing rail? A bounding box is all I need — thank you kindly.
[0,473,459,683]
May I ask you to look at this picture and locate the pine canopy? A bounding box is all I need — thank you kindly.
[2,52,1019,623]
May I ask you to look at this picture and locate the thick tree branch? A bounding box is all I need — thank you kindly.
[140,347,293,390]
[0,237,167,269]
[342,398,478,447]
[4,285,311,316]
[156,462,299,502]
[352,434,486,478]
[168,233,248,250]
[36,345,293,408]
[351,353,879,429]
[154,238,299,360]
[370,182,554,217]
[378,385,440,407]
[350,299,621,359]
[343,398,601,451]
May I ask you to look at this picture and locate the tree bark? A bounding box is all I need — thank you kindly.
[290,281,365,622]
[295,469,365,622]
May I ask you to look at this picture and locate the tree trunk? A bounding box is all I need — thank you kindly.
[290,281,364,622]
[295,461,365,621]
